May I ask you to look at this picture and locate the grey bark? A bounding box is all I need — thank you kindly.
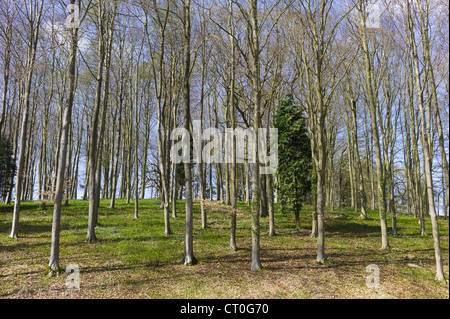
[182,0,197,266]
[49,7,78,272]
[10,0,44,239]
[406,1,445,281]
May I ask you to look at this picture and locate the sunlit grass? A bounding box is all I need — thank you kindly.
[0,198,448,298]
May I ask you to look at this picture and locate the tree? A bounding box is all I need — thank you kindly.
[86,0,116,242]
[275,95,312,231]
[292,0,354,264]
[141,0,173,235]
[351,0,390,249]
[341,76,367,219]
[48,0,82,275]
[228,0,238,251]
[182,0,197,266]
[248,0,262,271]
[404,0,445,282]
[10,0,44,239]
[0,136,16,201]
[0,2,15,138]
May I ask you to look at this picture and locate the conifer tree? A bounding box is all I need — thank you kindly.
[275,95,312,231]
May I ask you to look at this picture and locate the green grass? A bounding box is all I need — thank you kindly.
[0,199,448,298]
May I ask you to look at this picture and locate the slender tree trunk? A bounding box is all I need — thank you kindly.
[49,13,78,273]
[199,40,207,229]
[245,142,250,205]
[420,5,449,224]
[10,0,43,238]
[87,2,107,242]
[350,99,367,219]
[64,121,74,206]
[110,92,123,208]
[267,174,275,236]
[359,8,389,249]
[133,44,143,219]
[250,0,262,271]
[407,2,445,281]
[0,14,12,138]
[140,98,151,199]
[315,129,327,263]
[364,111,375,211]
[182,0,196,266]
[311,162,318,238]
[5,82,20,205]
[401,98,413,217]
[134,97,139,219]
[172,163,178,218]
[229,0,237,251]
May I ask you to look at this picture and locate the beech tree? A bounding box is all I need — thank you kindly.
[182,0,197,266]
[10,0,44,239]
[291,0,355,264]
[350,0,390,249]
[403,0,445,282]
[86,0,116,242]
[0,0,447,282]
[48,0,83,275]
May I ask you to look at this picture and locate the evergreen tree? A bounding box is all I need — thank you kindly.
[275,95,312,230]
[0,136,16,202]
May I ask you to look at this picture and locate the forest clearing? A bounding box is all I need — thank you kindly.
[0,199,448,299]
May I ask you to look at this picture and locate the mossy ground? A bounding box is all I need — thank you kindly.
[0,199,448,298]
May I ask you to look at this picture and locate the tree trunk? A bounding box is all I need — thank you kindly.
[229,0,237,251]
[87,1,107,242]
[182,0,196,266]
[250,0,262,271]
[310,162,318,238]
[0,12,12,138]
[359,8,389,249]
[315,136,327,263]
[10,0,43,239]
[110,81,123,209]
[49,13,78,273]
[350,99,367,219]
[267,173,275,236]
[407,2,445,281]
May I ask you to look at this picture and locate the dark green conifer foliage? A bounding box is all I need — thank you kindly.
[275,95,312,229]
[0,136,16,201]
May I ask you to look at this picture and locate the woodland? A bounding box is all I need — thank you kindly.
[0,0,448,299]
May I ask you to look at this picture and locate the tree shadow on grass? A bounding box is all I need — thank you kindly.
[0,269,45,291]
[0,220,51,235]
[0,240,51,254]
[198,246,323,271]
[0,201,49,215]
[325,221,382,238]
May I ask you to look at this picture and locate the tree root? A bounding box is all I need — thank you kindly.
[44,266,64,277]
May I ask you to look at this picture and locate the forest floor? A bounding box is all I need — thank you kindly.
[0,198,448,299]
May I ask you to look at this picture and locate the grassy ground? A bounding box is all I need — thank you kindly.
[0,198,448,299]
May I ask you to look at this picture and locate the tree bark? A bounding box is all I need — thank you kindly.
[229,0,237,251]
[10,0,43,239]
[182,0,197,266]
[250,0,262,271]
[406,1,445,281]
[358,5,389,249]
[87,0,108,242]
[49,8,78,272]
